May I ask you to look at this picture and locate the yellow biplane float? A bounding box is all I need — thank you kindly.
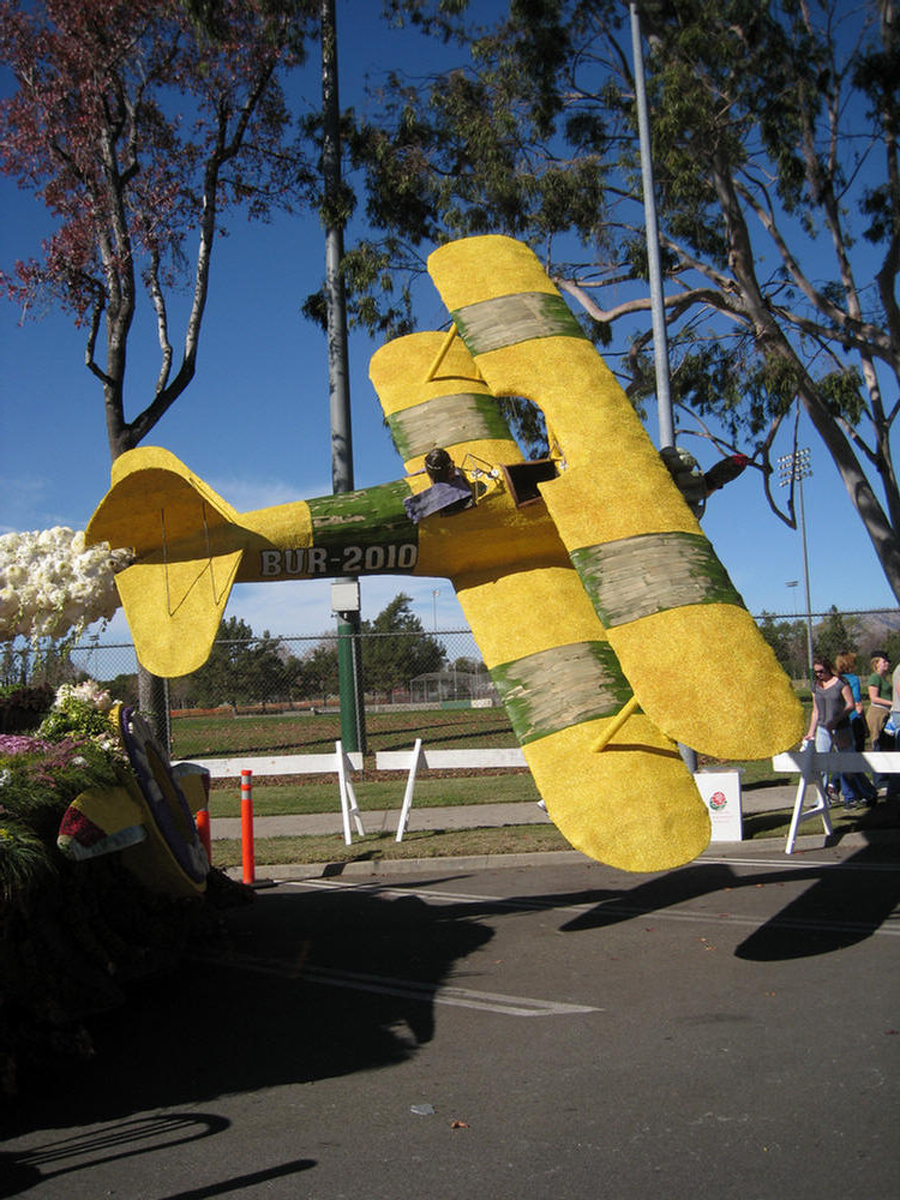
[84,235,803,874]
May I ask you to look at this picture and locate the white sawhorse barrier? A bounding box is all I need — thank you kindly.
[182,741,365,844]
[378,745,747,843]
[376,740,528,841]
[772,749,900,854]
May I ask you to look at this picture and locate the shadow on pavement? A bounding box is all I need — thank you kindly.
[548,840,899,959]
[0,1114,236,1198]
[734,841,900,960]
[7,836,896,1169]
[347,840,898,962]
[6,886,493,1140]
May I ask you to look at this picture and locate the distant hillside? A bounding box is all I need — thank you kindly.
[753,607,900,646]
[856,608,900,644]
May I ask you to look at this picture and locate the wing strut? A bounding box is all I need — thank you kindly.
[590,694,640,754]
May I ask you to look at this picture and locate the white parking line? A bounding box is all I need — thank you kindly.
[285,878,900,937]
[301,967,601,1016]
[206,954,600,1016]
[701,855,900,872]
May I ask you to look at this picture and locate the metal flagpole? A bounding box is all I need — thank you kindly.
[321,0,366,753]
[630,2,674,450]
[778,448,815,686]
[630,3,697,770]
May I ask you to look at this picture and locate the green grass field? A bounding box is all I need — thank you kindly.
[207,803,897,869]
[174,707,543,817]
[205,772,540,818]
[174,705,796,796]
[171,706,516,760]
[177,703,821,835]
[181,706,900,866]
[212,824,571,867]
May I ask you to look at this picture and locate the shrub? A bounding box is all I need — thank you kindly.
[0,683,55,734]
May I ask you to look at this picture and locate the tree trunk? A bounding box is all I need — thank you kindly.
[794,375,900,603]
[137,660,169,751]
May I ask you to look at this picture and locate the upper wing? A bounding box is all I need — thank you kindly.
[426,235,804,760]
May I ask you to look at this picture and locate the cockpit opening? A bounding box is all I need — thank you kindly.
[500,459,559,506]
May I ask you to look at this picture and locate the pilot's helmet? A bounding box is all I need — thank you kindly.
[424,447,455,483]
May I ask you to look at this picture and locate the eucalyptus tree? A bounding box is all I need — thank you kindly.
[348,0,900,599]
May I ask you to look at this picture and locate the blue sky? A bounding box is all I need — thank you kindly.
[1,2,897,652]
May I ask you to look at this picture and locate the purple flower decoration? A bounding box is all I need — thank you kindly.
[0,734,50,757]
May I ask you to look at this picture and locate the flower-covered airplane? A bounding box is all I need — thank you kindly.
[86,235,803,873]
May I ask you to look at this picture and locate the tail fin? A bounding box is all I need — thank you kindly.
[86,447,244,677]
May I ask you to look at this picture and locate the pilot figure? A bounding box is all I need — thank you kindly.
[404,447,474,523]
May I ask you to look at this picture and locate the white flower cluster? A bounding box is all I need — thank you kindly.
[44,680,121,755]
[0,527,129,643]
[53,680,114,714]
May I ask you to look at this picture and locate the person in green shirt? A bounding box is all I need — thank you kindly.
[867,652,893,742]
[866,651,896,800]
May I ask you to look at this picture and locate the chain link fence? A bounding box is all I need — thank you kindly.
[4,608,898,698]
[3,609,897,756]
[1,629,494,712]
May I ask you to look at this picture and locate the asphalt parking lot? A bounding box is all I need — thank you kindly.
[3,839,899,1200]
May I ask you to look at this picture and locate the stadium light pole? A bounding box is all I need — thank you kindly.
[778,449,815,684]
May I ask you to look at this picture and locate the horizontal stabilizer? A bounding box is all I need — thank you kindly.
[114,549,243,677]
[87,445,240,555]
[86,447,244,676]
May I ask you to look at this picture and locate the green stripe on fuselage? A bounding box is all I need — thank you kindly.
[300,480,419,576]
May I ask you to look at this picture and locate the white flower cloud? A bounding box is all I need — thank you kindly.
[0,527,129,643]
